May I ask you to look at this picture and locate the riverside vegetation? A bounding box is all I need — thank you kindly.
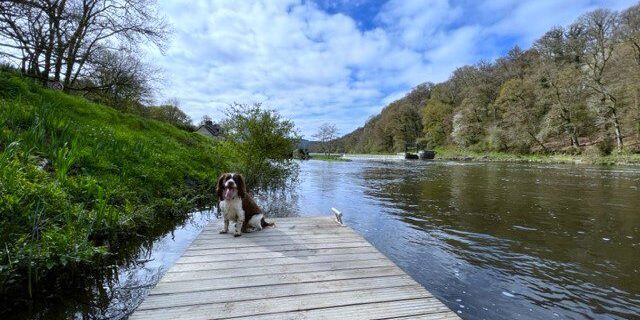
[336,4,640,163]
[0,70,298,310]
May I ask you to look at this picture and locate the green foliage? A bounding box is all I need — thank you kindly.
[292,148,310,160]
[338,84,431,153]
[309,154,350,162]
[0,71,232,295]
[145,104,195,131]
[421,98,453,148]
[221,103,300,189]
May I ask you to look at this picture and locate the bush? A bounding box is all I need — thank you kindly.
[596,137,614,155]
[583,145,601,157]
[221,103,299,189]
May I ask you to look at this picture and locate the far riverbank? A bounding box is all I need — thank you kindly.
[308,148,640,165]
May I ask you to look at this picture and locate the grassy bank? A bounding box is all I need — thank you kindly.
[308,154,351,162]
[433,147,640,165]
[0,71,235,298]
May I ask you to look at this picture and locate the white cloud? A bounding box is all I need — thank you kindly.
[146,0,637,138]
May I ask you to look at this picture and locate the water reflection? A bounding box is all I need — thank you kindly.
[4,211,215,320]
[290,160,640,320]
[7,160,638,320]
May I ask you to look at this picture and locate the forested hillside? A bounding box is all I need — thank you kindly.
[339,4,640,155]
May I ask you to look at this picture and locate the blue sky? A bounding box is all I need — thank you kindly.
[147,0,637,138]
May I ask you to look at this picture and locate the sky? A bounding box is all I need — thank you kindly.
[146,0,637,138]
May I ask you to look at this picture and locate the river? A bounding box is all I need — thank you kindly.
[10,160,640,319]
[287,160,640,320]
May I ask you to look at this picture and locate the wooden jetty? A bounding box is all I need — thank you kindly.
[130,216,459,320]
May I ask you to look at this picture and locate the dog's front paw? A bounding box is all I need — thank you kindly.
[219,230,228,234]
[234,233,242,237]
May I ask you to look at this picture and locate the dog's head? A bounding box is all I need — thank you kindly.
[216,173,247,200]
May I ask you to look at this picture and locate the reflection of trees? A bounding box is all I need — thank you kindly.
[9,212,213,319]
[255,186,300,218]
[357,161,640,318]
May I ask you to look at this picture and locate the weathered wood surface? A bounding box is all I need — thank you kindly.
[130,217,459,320]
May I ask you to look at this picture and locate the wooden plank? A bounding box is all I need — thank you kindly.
[130,286,431,320]
[192,230,358,241]
[130,217,459,320]
[161,258,395,282]
[167,252,389,272]
[149,266,406,295]
[175,247,379,264]
[201,221,346,234]
[182,241,372,257]
[228,299,455,320]
[189,235,364,249]
[383,313,462,320]
[202,216,339,226]
[137,275,419,310]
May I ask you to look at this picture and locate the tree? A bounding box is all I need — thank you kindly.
[81,49,156,113]
[222,103,299,188]
[576,9,625,149]
[312,123,339,156]
[619,4,640,139]
[0,0,167,89]
[495,78,547,152]
[146,99,193,131]
[199,114,213,126]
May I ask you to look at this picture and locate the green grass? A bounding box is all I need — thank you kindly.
[433,146,640,165]
[0,71,238,296]
[309,154,351,162]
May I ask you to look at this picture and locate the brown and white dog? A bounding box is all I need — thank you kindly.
[216,173,274,237]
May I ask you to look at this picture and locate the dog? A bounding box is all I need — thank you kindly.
[216,173,274,236]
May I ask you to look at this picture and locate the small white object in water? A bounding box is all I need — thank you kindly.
[502,291,515,298]
[602,237,610,241]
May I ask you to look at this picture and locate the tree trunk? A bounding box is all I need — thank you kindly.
[571,130,580,148]
[611,107,624,149]
[528,131,548,152]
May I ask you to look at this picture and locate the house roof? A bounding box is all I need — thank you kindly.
[196,121,222,136]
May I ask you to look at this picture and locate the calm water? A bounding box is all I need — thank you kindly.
[8,160,639,319]
[287,160,640,320]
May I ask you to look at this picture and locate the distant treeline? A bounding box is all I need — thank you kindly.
[339,4,640,155]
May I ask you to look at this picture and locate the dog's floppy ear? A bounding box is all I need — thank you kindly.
[215,173,226,200]
[236,174,247,198]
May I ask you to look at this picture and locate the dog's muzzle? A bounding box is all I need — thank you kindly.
[224,187,237,200]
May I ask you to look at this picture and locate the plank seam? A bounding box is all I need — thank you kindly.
[173,249,380,264]
[148,273,409,297]
[373,310,460,320]
[182,244,372,256]
[209,297,434,320]
[165,257,391,274]
[161,262,398,283]
[137,284,429,311]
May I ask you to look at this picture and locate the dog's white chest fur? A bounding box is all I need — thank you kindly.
[220,198,243,221]
[219,198,264,237]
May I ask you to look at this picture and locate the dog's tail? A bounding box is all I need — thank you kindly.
[261,217,275,228]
